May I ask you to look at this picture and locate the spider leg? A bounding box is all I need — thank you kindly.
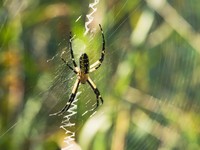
[89,24,105,72]
[50,79,80,116]
[69,32,78,67]
[60,51,78,74]
[87,77,103,110]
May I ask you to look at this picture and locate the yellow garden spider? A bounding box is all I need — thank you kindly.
[50,24,105,116]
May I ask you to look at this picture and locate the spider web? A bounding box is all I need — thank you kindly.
[1,0,200,150]
[43,7,108,148]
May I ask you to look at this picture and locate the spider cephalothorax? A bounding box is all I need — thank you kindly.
[50,24,105,116]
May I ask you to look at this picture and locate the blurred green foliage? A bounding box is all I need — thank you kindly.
[1,0,200,150]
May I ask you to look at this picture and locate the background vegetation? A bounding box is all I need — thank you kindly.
[1,0,200,149]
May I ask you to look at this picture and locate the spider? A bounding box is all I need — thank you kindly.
[50,24,105,116]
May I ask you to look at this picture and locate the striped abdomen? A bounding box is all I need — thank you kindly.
[79,53,89,74]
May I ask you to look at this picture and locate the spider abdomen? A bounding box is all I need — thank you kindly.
[79,53,89,74]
